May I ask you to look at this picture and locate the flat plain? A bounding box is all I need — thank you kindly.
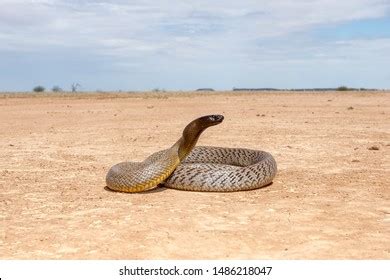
[0,91,389,259]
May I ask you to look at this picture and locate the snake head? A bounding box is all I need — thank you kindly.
[199,114,224,126]
[184,114,224,135]
[189,114,224,133]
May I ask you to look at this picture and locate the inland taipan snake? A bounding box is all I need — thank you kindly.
[106,115,277,192]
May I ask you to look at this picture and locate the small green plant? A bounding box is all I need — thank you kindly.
[337,86,349,91]
[33,85,45,92]
[52,85,62,92]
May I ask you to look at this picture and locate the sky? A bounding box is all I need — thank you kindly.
[1,0,390,91]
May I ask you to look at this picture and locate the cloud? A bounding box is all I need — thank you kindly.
[1,0,389,90]
[1,0,389,52]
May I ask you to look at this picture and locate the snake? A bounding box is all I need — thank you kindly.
[106,115,277,192]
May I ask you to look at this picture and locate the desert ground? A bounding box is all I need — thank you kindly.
[0,91,389,259]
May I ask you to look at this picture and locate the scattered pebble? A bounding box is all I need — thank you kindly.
[351,159,360,163]
[256,114,260,117]
[9,144,14,146]
[286,145,292,149]
[347,106,354,110]
[335,112,339,114]
[328,99,332,102]
[147,106,154,109]
[368,146,380,151]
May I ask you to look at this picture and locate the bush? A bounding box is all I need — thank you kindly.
[337,86,349,91]
[33,86,45,92]
[52,86,62,92]
[71,83,81,92]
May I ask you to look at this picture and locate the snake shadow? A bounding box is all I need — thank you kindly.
[104,184,168,194]
[104,182,273,194]
[162,182,274,193]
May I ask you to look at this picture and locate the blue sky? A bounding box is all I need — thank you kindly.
[0,0,389,91]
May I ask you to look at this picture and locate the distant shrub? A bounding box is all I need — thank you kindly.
[337,86,349,91]
[52,86,62,92]
[33,85,45,92]
[196,88,215,91]
[71,83,81,92]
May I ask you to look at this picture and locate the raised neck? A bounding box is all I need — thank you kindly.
[175,115,224,160]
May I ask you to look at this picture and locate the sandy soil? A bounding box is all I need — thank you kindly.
[0,91,389,259]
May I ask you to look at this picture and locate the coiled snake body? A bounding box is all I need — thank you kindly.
[106,115,277,192]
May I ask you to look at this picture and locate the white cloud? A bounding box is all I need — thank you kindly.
[1,0,389,53]
[0,0,389,90]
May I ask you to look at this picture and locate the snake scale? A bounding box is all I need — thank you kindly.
[106,115,277,192]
